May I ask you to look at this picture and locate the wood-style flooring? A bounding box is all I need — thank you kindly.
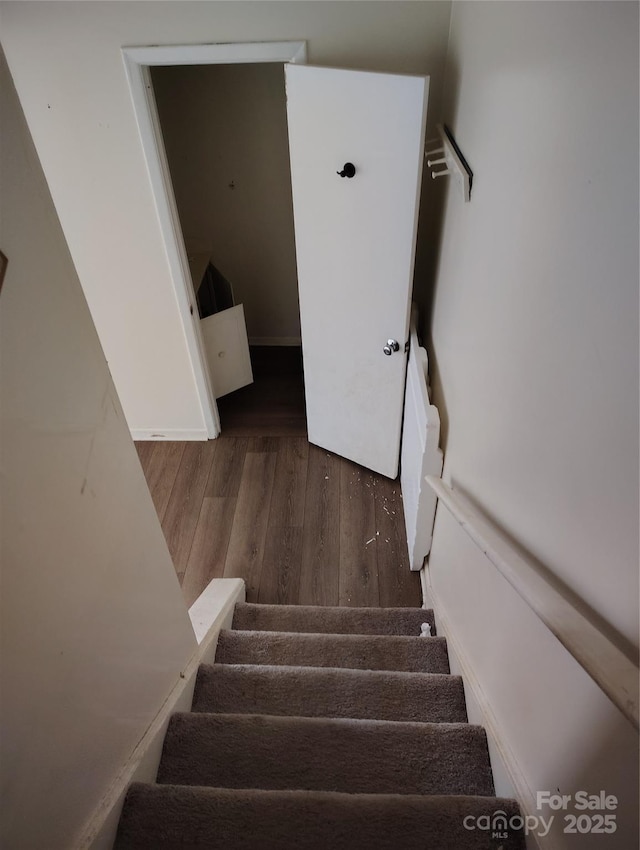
[216,346,306,437]
[135,346,420,609]
[136,437,420,609]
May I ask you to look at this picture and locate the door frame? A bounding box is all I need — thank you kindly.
[121,41,308,437]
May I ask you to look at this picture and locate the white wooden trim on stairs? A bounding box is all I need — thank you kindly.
[76,578,246,850]
[425,476,639,732]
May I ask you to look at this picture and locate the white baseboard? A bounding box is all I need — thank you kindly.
[248,336,301,346]
[421,564,542,850]
[77,578,246,850]
[131,428,209,441]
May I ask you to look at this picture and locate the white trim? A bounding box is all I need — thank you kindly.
[121,41,307,440]
[121,53,219,439]
[123,41,307,67]
[76,578,246,850]
[248,336,302,347]
[131,428,209,441]
[421,565,542,850]
[426,476,639,731]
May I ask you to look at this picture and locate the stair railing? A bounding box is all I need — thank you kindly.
[425,476,639,732]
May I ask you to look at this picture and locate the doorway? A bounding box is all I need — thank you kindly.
[150,60,306,437]
[122,41,308,439]
[124,44,428,477]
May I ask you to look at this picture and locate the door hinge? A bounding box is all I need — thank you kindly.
[404,340,410,353]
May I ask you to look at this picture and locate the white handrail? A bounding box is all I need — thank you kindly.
[426,476,639,732]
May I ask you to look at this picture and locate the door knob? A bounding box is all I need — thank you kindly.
[383,339,400,356]
[337,162,356,178]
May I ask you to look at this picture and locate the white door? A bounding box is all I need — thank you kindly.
[285,64,429,478]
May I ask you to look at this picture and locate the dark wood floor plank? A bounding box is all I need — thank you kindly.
[247,436,280,453]
[298,445,341,606]
[374,476,422,608]
[205,437,247,498]
[258,526,303,605]
[268,437,309,528]
[161,441,216,580]
[223,450,277,601]
[217,418,307,438]
[144,441,186,522]
[217,346,306,437]
[339,461,380,608]
[250,346,304,377]
[181,496,237,608]
[135,440,155,473]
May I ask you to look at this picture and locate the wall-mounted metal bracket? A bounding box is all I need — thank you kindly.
[425,124,473,202]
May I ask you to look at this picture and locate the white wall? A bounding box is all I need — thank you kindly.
[0,51,197,850]
[153,62,301,343]
[426,2,639,846]
[0,0,452,435]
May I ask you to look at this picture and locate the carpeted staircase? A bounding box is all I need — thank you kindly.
[115,602,526,849]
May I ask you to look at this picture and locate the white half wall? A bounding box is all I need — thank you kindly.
[0,0,452,436]
[0,51,197,850]
[425,2,639,847]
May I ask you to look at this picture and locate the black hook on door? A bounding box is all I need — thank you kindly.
[337,162,356,178]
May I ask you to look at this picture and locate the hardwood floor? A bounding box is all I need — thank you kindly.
[216,346,306,437]
[136,436,421,609]
[136,346,420,609]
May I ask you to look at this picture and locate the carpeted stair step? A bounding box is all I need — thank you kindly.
[232,602,434,636]
[215,629,450,673]
[115,784,526,850]
[157,712,494,796]
[192,664,467,723]
[115,602,526,849]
